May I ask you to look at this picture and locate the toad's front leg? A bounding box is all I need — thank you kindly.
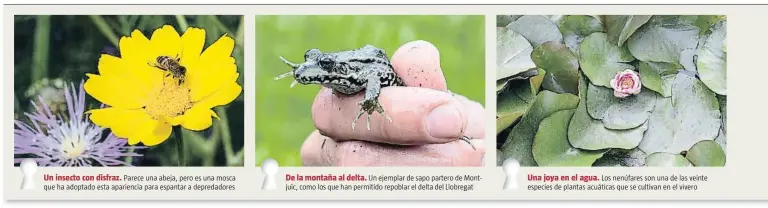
[351,74,392,131]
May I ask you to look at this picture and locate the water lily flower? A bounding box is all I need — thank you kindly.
[84,25,242,146]
[14,81,145,167]
[610,69,642,98]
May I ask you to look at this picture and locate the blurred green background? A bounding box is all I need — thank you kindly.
[14,15,245,166]
[255,15,486,166]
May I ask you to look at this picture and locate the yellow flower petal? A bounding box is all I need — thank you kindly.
[195,80,242,109]
[88,107,171,146]
[187,34,237,101]
[133,117,172,146]
[179,106,217,131]
[84,74,149,109]
[97,54,161,92]
[150,25,182,58]
[179,27,206,67]
[119,30,153,65]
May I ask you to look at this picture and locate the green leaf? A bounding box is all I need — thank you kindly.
[558,15,604,56]
[718,95,727,134]
[645,152,692,167]
[603,15,652,47]
[506,15,564,47]
[496,149,505,166]
[696,20,727,95]
[586,83,657,130]
[627,15,700,64]
[694,15,726,35]
[497,27,536,80]
[532,42,580,95]
[638,73,721,154]
[638,61,680,97]
[686,140,726,167]
[532,109,608,166]
[715,129,727,154]
[579,32,636,87]
[500,90,580,166]
[497,15,522,27]
[496,68,539,94]
[568,73,648,150]
[496,79,535,134]
[593,148,647,167]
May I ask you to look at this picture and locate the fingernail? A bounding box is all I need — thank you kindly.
[427,103,463,139]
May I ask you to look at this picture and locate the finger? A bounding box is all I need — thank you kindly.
[455,93,486,140]
[331,138,485,166]
[391,40,447,90]
[312,86,470,145]
[299,130,334,166]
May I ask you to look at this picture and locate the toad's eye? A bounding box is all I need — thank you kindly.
[319,57,334,68]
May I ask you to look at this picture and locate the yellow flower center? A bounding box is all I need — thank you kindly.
[144,76,193,120]
[61,137,85,159]
[620,77,634,89]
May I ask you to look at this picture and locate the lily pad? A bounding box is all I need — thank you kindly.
[530,68,546,93]
[715,129,727,154]
[496,79,535,134]
[638,73,721,154]
[500,90,580,166]
[496,68,539,94]
[497,27,537,80]
[497,15,522,27]
[593,148,647,167]
[638,61,679,97]
[506,15,564,47]
[718,95,726,133]
[558,15,604,56]
[603,15,652,47]
[496,149,505,166]
[532,109,607,166]
[645,152,692,167]
[579,32,636,87]
[694,15,726,35]
[627,15,700,64]
[568,74,649,150]
[532,42,580,95]
[685,140,726,167]
[586,83,657,130]
[697,20,727,95]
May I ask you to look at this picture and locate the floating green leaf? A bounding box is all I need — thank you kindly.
[694,15,726,35]
[603,15,652,47]
[593,148,647,167]
[686,140,726,167]
[697,20,727,95]
[639,73,721,154]
[627,15,700,64]
[638,61,679,97]
[558,15,604,56]
[579,32,636,87]
[497,15,522,27]
[532,42,580,95]
[497,27,536,80]
[497,79,535,134]
[586,83,657,130]
[568,74,648,150]
[506,15,564,47]
[533,109,607,166]
[500,91,580,166]
[645,152,692,167]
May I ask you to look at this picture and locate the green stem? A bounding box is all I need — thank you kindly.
[215,107,235,161]
[124,146,135,164]
[208,16,234,37]
[89,15,119,46]
[174,127,185,166]
[31,15,50,82]
[175,15,189,31]
[234,16,244,48]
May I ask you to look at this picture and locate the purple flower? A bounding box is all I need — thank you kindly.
[610,69,642,98]
[14,81,145,167]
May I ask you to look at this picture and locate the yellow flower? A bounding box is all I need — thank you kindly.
[84,25,241,146]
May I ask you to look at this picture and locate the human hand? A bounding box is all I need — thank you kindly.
[299,40,486,166]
